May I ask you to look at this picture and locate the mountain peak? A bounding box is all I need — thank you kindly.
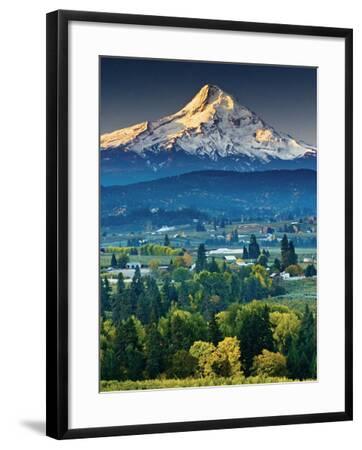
[182,83,235,115]
[100,84,316,166]
[200,83,224,97]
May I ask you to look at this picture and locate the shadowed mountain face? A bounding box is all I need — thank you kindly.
[100,84,316,185]
[101,169,317,226]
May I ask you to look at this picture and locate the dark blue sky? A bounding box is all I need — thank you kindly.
[100,57,317,146]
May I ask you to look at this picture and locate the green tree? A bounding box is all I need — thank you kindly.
[161,277,178,314]
[168,258,174,273]
[208,313,222,345]
[115,316,145,381]
[159,308,208,357]
[243,266,271,301]
[272,258,281,272]
[164,234,170,247]
[195,243,207,272]
[208,257,219,273]
[168,350,197,378]
[196,271,231,316]
[287,305,317,380]
[281,235,298,268]
[146,276,162,321]
[257,253,268,267]
[111,272,127,324]
[111,253,117,268]
[177,281,190,310]
[288,241,298,265]
[100,319,118,380]
[117,253,129,268]
[248,234,261,259]
[281,234,289,269]
[145,323,164,379]
[100,277,112,316]
[251,349,288,377]
[242,246,249,259]
[305,264,317,277]
[136,292,150,324]
[238,303,274,374]
[230,272,242,302]
[129,266,144,314]
[173,267,191,282]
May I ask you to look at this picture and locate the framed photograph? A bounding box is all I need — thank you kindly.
[46,9,353,439]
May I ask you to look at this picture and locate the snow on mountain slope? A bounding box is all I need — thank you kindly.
[100,84,316,162]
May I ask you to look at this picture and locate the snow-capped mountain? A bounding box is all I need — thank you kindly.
[100,84,316,185]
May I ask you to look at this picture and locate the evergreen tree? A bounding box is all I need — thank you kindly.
[145,323,164,379]
[129,266,143,315]
[136,292,150,324]
[244,275,266,302]
[273,258,282,272]
[230,272,242,302]
[111,273,127,324]
[161,277,178,314]
[305,264,317,277]
[100,277,112,316]
[238,304,274,374]
[288,241,298,266]
[208,257,219,273]
[164,234,170,247]
[280,234,289,269]
[257,253,268,267]
[248,234,261,259]
[115,316,145,381]
[116,271,125,294]
[100,320,118,380]
[209,313,222,345]
[242,246,249,259]
[111,253,117,268]
[178,281,189,310]
[168,258,174,273]
[195,243,207,273]
[168,350,197,378]
[163,309,208,357]
[145,276,162,321]
[287,305,316,379]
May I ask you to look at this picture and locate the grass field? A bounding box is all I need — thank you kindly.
[266,277,317,314]
[278,278,317,299]
[100,374,307,391]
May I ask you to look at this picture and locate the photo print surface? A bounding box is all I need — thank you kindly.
[99,57,317,392]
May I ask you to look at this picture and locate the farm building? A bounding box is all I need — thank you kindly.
[280,272,290,280]
[303,257,315,263]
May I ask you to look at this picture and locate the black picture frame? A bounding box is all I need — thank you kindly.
[46,9,353,440]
